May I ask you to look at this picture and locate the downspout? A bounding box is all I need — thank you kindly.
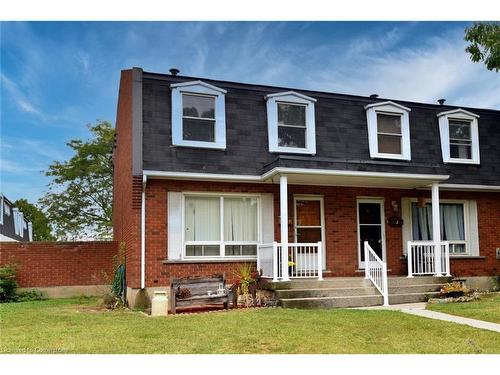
[141,174,147,289]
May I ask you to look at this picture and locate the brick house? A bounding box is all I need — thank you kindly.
[113,67,500,308]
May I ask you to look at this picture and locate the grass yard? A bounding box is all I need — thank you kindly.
[427,293,500,324]
[0,297,499,354]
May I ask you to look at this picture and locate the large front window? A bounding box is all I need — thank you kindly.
[184,195,259,258]
[411,202,467,254]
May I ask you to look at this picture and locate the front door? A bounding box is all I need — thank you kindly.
[357,199,386,268]
[294,196,326,269]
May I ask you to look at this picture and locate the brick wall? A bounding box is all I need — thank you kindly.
[112,69,142,288]
[0,241,118,287]
[137,180,499,287]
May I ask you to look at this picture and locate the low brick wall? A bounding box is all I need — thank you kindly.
[0,241,119,287]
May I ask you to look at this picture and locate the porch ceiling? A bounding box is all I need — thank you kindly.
[262,167,450,189]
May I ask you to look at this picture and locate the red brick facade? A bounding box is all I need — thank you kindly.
[118,179,499,288]
[112,70,499,291]
[112,70,142,288]
[0,241,118,287]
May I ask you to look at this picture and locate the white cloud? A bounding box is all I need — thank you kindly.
[0,73,46,119]
[0,158,42,174]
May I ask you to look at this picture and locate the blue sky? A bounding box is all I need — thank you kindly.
[1,21,499,204]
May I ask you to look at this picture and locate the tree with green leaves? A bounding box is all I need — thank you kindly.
[13,199,55,241]
[464,22,500,72]
[39,121,114,240]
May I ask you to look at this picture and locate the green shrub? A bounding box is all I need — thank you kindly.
[15,289,44,302]
[0,264,18,302]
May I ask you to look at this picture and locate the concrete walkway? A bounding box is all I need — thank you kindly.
[355,302,500,333]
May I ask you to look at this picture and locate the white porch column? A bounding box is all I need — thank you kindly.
[431,182,442,276]
[280,175,290,281]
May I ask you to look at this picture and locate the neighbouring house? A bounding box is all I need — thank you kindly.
[113,67,500,309]
[0,194,33,242]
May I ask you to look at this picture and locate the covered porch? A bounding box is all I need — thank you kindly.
[257,168,453,305]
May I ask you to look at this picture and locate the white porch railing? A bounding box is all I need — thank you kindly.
[364,241,389,306]
[257,242,323,281]
[407,241,450,277]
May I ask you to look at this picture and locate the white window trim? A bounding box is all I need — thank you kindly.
[437,109,480,165]
[171,81,227,150]
[408,198,472,256]
[365,101,411,160]
[181,192,262,260]
[265,91,317,155]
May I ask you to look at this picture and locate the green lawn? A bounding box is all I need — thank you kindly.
[0,297,499,354]
[427,293,500,324]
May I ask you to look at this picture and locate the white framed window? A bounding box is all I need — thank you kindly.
[437,109,480,164]
[171,81,227,149]
[182,193,260,259]
[365,101,411,160]
[265,91,317,154]
[410,200,473,255]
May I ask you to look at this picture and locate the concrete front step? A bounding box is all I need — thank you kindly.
[276,286,378,299]
[276,283,442,299]
[388,284,443,294]
[269,276,450,309]
[387,276,452,286]
[389,291,440,304]
[267,278,371,290]
[281,294,384,309]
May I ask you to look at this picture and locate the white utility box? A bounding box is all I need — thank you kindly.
[151,291,169,316]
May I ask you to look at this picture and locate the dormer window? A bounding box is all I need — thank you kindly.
[171,81,227,149]
[437,109,480,164]
[265,91,317,154]
[365,101,411,160]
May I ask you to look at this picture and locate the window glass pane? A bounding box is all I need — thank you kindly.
[183,118,215,142]
[225,245,257,256]
[378,134,401,154]
[242,245,257,256]
[278,103,306,126]
[450,244,466,254]
[185,197,220,241]
[359,203,381,224]
[278,126,306,148]
[441,204,465,241]
[411,203,465,241]
[450,143,472,159]
[224,197,258,242]
[377,113,401,134]
[186,245,220,257]
[183,94,215,119]
[297,228,322,243]
[449,120,471,140]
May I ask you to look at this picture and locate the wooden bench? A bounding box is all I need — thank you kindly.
[170,274,229,314]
